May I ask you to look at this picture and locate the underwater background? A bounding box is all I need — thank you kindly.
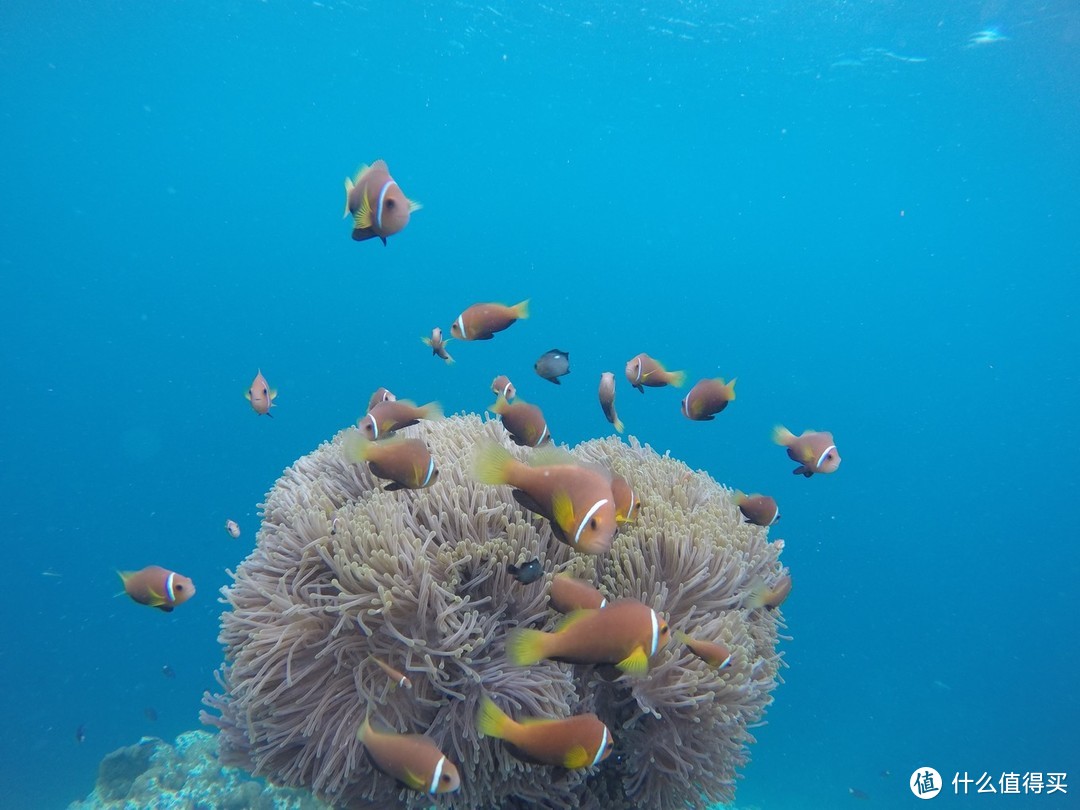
[2,0,1078,807]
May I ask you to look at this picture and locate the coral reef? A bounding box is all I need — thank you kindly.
[66,730,331,810]
[202,414,789,809]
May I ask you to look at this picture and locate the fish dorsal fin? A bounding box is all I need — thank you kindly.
[616,645,649,676]
[563,744,590,770]
[353,163,370,183]
[371,159,389,172]
[528,445,575,468]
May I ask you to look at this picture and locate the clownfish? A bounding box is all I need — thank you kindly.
[366,387,396,412]
[246,370,276,416]
[343,432,439,491]
[358,399,442,440]
[474,444,616,555]
[681,377,737,421]
[343,160,421,245]
[675,630,733,669]
[490,375,516,402]
[507,599,670,675]
[772,426,840,477]
[119,566,196,612]
[367,655,412,689]
[450,300,529,341]
[747,574,792,609]
[422,327,454,364]
[625,353,686,393]
[733,491,779,526]
[611,474,640,524]
[476,696,613,769]
[224,519,241,539]
[598,371,624,433]
[357,716,459,794]
[549,574,608,613]
[488,394,551,448]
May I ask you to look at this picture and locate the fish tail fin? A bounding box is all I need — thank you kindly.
[745,577,768,609]
[725,377,737,401]
[613,416,624,434]
[511,299,530,320]
[506,628,547,666]
[421,401,443,421]
[476,696,514,740]
[342,429,372,464]
[473,442,514,485]
[487,394,508,415]
[733,490,747,506]
[343,177,354,218]
[421,335,433,347]
[674,629,692,646]
[667,370,687,388]
[772,425,795,447]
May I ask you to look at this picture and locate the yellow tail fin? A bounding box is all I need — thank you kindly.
[476,696,512,740]
[512,299,530,320]
[771,425,794,447]
[342,430,372,464]
[506,628,547,666]
[667,370,687,388]
[474,443,514,485]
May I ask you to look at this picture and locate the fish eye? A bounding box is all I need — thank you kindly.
[660,623,669,634]
[440,774,451,783]
[175,584,185,591]
[385,199,396,209]
[590,518,598,530]
[825,453,834,460]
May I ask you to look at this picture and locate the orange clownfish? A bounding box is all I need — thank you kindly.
[366,387,396,412]
[357,716,459,794]
[611,473,640,524]
[675,630,733,669]
[474,444,616,555]
[358,399,442,440]
[246,370,277,416]
[734,491,779,526]
[343,160,421,245]
[625,353,686,393]
[747,574,792,610]
[490,375,516,402]
[772,426,841,477]
[549,574,608,613]
[343,432,439,491]
[488,395,550,448]
[224,519,241,539]
[421,327,454,364]
[367,655,412,689]
[476,696,613,769]
[507,599,670,675]
[598,371,624,433]
[681,377,737,421]
[119,566,196,612]
[450,300,529,341]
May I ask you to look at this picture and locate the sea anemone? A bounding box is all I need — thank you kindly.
[202,414,788,809]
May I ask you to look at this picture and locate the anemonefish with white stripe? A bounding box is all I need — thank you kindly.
[450,300,529,340]
[734,491,779,526]
[747,574,792,610]
[549,574,608,613]
[598,371,624,433]
[490,375,517,402]
[343,432,439,491]
[474,443,616,555]
[675,630,733,670]
[367,655,412,689]
[681,377,737,420]
[772,426,841,477]
[357,715,460,794]
[366,387,396,412]
[625,353,686,393]
[507,599,670,675]
[119,566,196,612]
[476,696,613,769]
[343,160,421,245]
[246,369,277,416]
[611,473,640,524]
[358,399,443,440]
[488,394,551,447]
[421,327,454,364]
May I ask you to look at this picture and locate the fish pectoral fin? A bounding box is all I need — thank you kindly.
[383,482,405,491]
[157,604,175,613]
[408,199,422,213]
[400,767,426,791]
[616,646,649,676]
[563,745,590,769]
[551,491,575,539]
[343,177,355,218]
[354,193,373,230]
[269,389,278,401]
[245,390,252,401]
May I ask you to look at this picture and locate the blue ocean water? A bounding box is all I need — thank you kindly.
[2,1,1077,808]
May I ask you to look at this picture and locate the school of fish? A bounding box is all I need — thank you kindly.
[116,158,840,797]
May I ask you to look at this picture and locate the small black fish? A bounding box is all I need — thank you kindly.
[507,558,543,584]
[161,665,176,679]
[534,349,570,384]
[75,724,86,744]
[144,707,159,722]
[849,787,869,800]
